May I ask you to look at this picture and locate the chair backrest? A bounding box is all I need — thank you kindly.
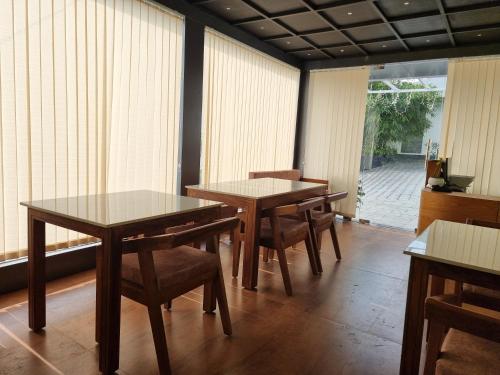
[249,169,301,181]
[264,197,325,218]
[122,217,240,254]
[465,218,500,229]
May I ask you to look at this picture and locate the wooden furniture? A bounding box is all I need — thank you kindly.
[401,220,500,375]
[417,188,500,235]
[232,197,324,295]
[120,217,238,374]
[21,190,222,374]
[248,169,329,185]
[423,295,500,375]
[186,178,327,290]
[311,192,348,264]
[459,218,500,311]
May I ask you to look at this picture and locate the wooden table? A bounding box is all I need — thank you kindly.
[21,190,221,374]
[186,178,327,290]
[400,220,500,375]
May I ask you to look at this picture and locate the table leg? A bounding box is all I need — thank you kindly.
[400,257,429,375]
[95,245,102,343]
[242,201,261,290]
[28,212,46,331]
[99,232,122,374]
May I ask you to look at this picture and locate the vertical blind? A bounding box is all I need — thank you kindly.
[440,57,500,196]
[201,29,300,183]
[0,0,183,261]
[302,67,370,217]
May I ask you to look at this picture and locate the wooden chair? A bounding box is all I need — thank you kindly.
[248,169,329,185]
[424,295,500,375]
[120,217,239,374]
[309,192,348,267]
[458,219,500,311]
[233,198,324,296]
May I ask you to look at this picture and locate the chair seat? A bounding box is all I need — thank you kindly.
[311,210,334,227]
[122,245,219,289]
[436,329,500,375]
[259,217,309,248]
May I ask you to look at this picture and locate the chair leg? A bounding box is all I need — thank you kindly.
[214,272,232,335]
[423,320,446,375]
[262,247,269,262]
[163,300,172,310]
[203,282,216,313]
[147,304,172,375]
[232,232,241,278]
[268,249,275,260]
[305,233,321,274]
[316,232,322,251]
[276,249,293,296]
[329,222,341,260]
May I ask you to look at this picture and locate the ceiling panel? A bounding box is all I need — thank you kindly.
[393,15,446,36]
[322,2,381,26]
[187,0,500,65]
[377,0,439,18]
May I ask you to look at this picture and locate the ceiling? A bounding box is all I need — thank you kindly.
[187,0,500,65]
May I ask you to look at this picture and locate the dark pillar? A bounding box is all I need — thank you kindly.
[179,18,205,195]
[293,70,309,170]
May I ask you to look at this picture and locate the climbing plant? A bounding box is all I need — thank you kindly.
[364,81,443,157]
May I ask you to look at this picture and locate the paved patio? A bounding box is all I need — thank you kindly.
[357,157,426,231]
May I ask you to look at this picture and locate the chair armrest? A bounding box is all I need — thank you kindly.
[300,177,328,185]
[425,295,500,343]
[325,191,348,203]
[122,217,240,254]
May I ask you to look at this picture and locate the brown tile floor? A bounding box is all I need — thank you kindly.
[0,221,413,374]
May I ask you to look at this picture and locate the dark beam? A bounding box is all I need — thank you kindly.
[293,71,309,169]
[304,43,500,70]
[436,0,456,46]
[156,0,302,68]
[179,18,204,195]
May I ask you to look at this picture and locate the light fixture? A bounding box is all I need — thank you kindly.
[477,33,482,37]
[286,41,291,44]
[340,49,345,53]
[347,11,353,15]
[260,26,264,30]
[426,39,430,43]
[404,1,410,5]
[382,44,387,48]
[307,53,311,56]
[226,7,231,10]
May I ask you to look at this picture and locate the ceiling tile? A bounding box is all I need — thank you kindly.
[361,39,406,53]
[405,34,452,49]
[377,0,439,18]
[279,12,330,32]
[444,0,499,8]
[268,36,313,50]
[240,20,290,38]
[454,28,500,44]
[346,23,395,42]
[393,15,446,36]
[322,2,381,26]
[291,49,329,60]
[448,7,500,29]
[306,30,351,47]
[250,0,305,14]
[201,0,259,22]
[324,45,365,57]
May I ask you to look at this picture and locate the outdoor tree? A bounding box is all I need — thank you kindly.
[364,81,442,159]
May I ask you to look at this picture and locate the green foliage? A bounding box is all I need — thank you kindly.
[365,81,442,157]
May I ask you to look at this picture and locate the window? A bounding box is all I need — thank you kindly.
[0,0,183,261]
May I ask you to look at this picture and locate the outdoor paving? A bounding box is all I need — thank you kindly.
[357,158,426,231]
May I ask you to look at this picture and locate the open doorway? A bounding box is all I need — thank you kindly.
[356,60,448,231]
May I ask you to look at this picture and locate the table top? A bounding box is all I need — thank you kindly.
[405,220,500,276]
[186,178,327,199]
[20,190,221,228]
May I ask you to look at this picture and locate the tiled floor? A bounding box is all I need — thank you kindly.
[0,222,414,374]
[358,158,425,231]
